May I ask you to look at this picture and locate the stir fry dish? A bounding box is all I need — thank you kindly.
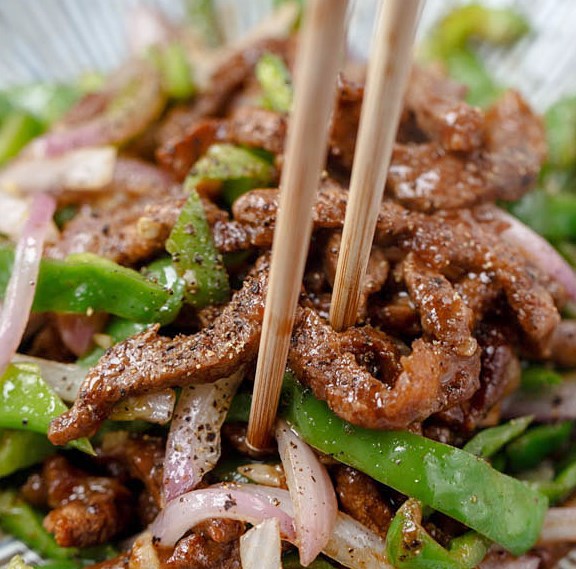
[2,3,576,568]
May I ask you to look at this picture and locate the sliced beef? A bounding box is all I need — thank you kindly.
[47,192,186,266]
[288,307,480,430]
[404,64,484,152]
[333,465,394,538]
[35,456,133,548]
[48,259,269,445]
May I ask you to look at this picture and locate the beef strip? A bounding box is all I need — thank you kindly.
[48,258,269,445]
[288,307,480,430]
[402,253,477,356]
[47,192,187,266]
[333,465,395,538]
[322,231,389,322]
[231,183,560,348]
[404,64,484,152]
[99,431,165,507]
[163,520,243,569]
[36,456,133,548]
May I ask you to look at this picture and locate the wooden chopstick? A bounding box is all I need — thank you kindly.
[329,0,423,331]
[246,0,349,451]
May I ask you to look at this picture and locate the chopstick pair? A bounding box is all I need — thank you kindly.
[247,0,424,450]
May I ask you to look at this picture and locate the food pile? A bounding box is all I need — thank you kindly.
[1,3,576,569]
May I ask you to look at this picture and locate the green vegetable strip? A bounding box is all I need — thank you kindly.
[386,499,490,569]
[281,375,548,555]
[166,189,230,308]
[185,0,223,47]
[185,143,276,205]
[509,190,576,242]
[0,246,181,324]
[506,421,573,472]
[545,95,576,170]
[148,42,196,100]
[0,429,54,478]
[463,416,533,459]
[0,363,93,455]
[533,454,576,504]
[256,53,294,113]
[0,490,78,560]
[0,111,43,165]
[521,366,563,391]
[421,5,529,108]
[424,5,529,59]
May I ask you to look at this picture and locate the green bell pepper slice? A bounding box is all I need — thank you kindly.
[185,143,276,205]
[0,489,78,561]
[281,375,548,555]
[463,416,533,459]
[386,499,490,569]
[256,53,293,113]
[545,95,576,170]
[166,189,230,308]
[0,245,182,324]
[422,5,529,108]
[509,190,576,242]
[0,111,44,165]
[533,453,576,504]
[506,421,573,472]
[521,366,563,392]
[0,429,55,478]
[0,363,93,455]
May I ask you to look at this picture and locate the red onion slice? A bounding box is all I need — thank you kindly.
[492,207,576,302]
[0,193,56,376]
[479,552,540,569]
[502,373,576,421]
[276,420,338,566]
[325,512,393,569]
[240,518,282,569]
[0,146,117,194]
[539,507,576,544]
[149,485,296,546]
[26,61,164,158]
[163,369,244,502]
[55,312,108,357]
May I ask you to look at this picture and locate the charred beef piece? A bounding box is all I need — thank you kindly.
[28,456,133,548]
[288,308,480,430]
[99,432,165,508]
[404,64,484,152]
[48,259,269,445]
[333,465,395,538]
[47,191,186,266]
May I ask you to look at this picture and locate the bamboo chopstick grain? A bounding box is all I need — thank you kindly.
[330,0,423,331]
[246,0,349,451]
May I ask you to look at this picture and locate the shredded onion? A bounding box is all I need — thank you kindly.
[163,369,244,502]
[0,193,56,376]
[324,512,393,569]
[129,532,161,569]
[109,390,176,424]
[149,485,296,546]
[492,207,576,302]
[55,312,108,357]
[12,353,174,423]
[479,553,540,569]
[237,463,285,487]
[240,518,282,569]
[26,61,164,158]
[502,374,576,421]
[0,193,30,240]
[0,146,117,194]
[112,157,175,195]
[12,354,86,401]
[276,419,338,566]
[539,507,576,544]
